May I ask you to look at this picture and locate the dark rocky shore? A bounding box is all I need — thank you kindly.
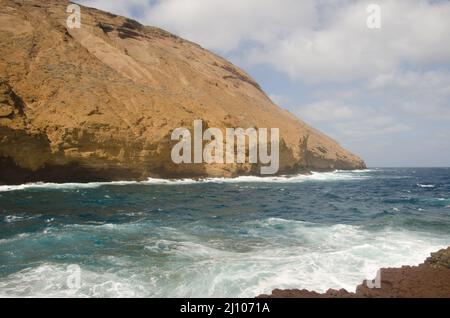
[258,247,450,298]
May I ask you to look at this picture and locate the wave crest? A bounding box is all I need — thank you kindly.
[0,170,372,192]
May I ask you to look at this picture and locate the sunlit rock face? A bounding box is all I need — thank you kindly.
[0,0,365,184]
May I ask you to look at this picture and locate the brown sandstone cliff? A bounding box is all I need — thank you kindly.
[0,0,365,184]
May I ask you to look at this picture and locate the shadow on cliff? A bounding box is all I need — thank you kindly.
[0,156,144,185]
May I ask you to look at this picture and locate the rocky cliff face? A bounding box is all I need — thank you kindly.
[0,0,365,184]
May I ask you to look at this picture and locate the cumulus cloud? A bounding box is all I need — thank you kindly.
[269,94,293,107]
[367,70,450,119]
[146,0,317,52]
[298,100,411,141]
[76,0,150,18]
[76,0,450,83]
[250,0,450,83]
[74,0,450,166]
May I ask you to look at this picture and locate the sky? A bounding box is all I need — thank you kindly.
[75,0,450,167]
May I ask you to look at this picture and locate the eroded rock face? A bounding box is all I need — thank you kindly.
[0,0,365,184]
[425,246,450,269]
[258,247,450,298]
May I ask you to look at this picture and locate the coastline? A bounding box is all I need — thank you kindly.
[0,169,372,190]
[258,247,450,298]
[1,168,449,297]
[0,0,448,301]
[0,1,366,187]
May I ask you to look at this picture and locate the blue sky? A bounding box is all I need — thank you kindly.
[76,0,450,167]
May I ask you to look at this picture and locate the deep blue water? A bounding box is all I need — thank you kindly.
[0,168,449,297]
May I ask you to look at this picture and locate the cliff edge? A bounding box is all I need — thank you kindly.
[0,0,365,184]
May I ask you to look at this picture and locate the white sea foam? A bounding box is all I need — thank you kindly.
[0,182,107,192]
[417,183,436,188]
[3,214,41,223]
[0,263,149,298]
[0,217,448,297]
[148,170,372,185]
[0,170,372,192]
[4,215,24,223]
[0,181,144,192]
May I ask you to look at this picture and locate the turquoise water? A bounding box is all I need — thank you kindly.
[0,168,449,297]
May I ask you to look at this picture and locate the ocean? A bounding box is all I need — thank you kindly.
[0,168,449,297]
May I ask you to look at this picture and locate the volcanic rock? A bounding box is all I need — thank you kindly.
[0,0,365,184]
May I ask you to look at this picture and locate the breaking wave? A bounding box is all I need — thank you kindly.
[0,170,372,192]
[417,184,436,188]
[1,168,448,298]
[0,217,448,297]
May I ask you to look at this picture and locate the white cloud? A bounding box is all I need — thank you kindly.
[368,70,450,119]
[269,94,292,107]
[146,0,316,52]
[75,0,150,18]
[245,0,450,83]
[109,0,450,84]
[73,0,450,165]
[300,101,361,122]
[298,101,411,141]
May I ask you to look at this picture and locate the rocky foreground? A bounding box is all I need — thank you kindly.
[258,247,450,298]
[0,0,364,184]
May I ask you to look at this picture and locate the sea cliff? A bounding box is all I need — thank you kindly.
[0,0,365,184]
